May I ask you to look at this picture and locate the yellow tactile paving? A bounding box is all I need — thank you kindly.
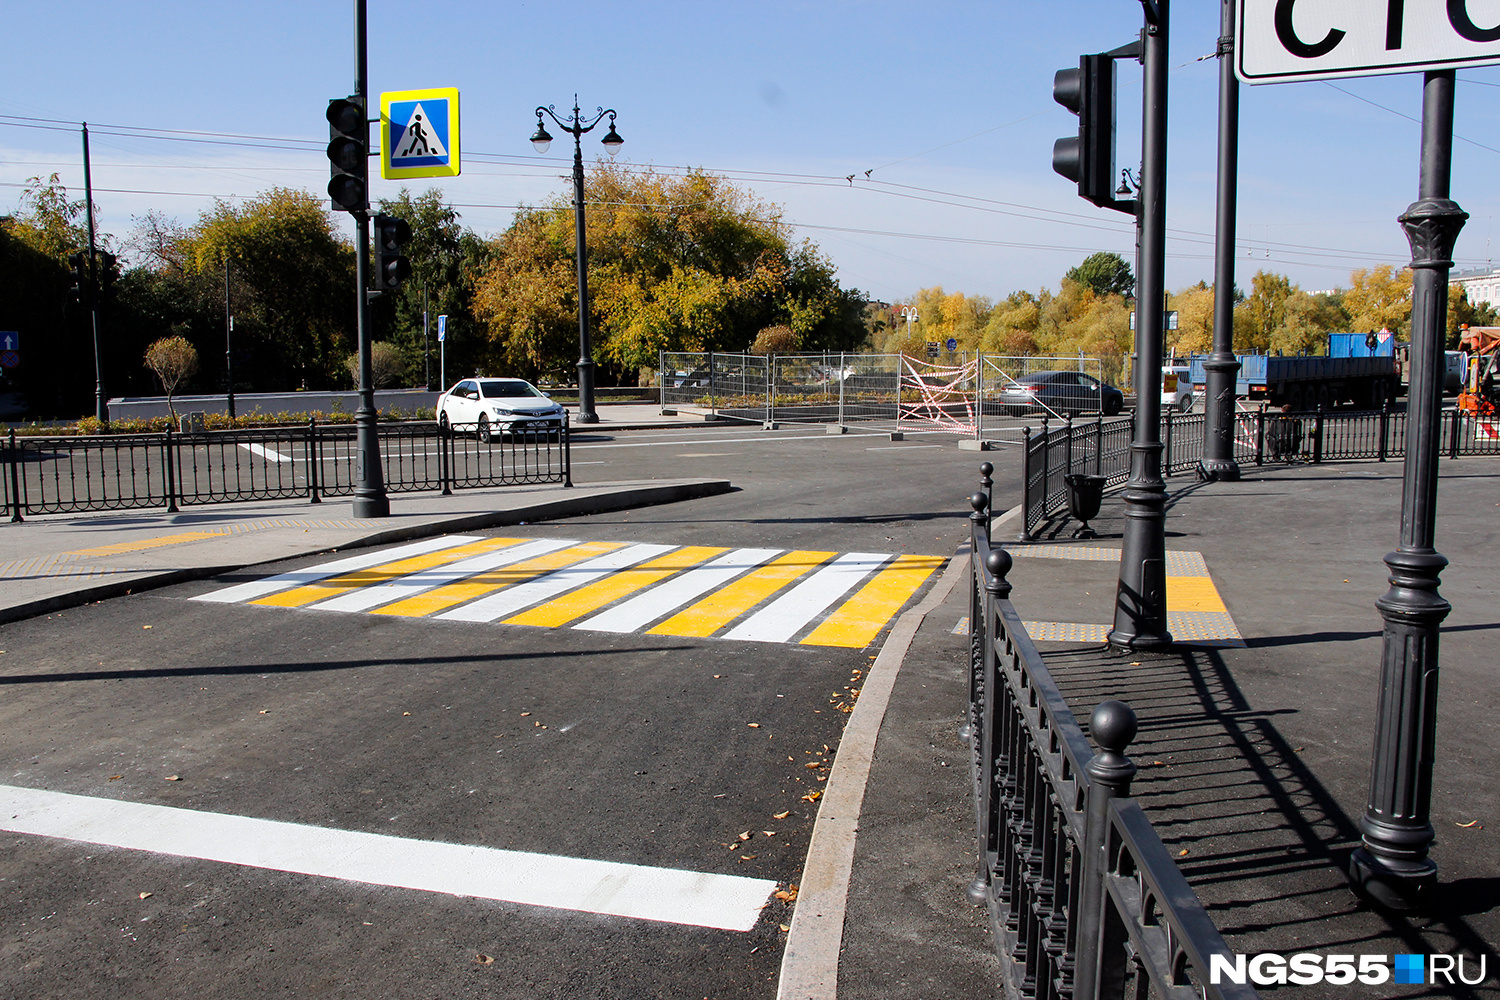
[66,531,230,557]
[251,537,520,608]
[801,554,946,648]
[646,550,836,637]
[1166,575,1227,614]
[372,540,627,618]
[504,546,729,628]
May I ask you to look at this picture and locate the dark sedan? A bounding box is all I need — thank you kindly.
[994,370,1124,417]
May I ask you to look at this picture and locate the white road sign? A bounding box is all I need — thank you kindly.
[1236,0,1500,84]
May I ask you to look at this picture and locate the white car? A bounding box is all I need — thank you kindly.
[437,377,566,441]
[1162,365,1195,413]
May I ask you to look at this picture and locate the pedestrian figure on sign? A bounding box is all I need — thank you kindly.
[402,114,430,157]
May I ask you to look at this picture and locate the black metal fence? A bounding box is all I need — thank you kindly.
[1021,406,1499,537]
[967,490,1258,1000]
[3,418,571,521]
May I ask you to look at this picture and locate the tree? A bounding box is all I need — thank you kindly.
[1235,270,1295,352]
[751,324,800,354]
[144,335,199,418]
[1065,251,1135,299]
[343,341,406,389]
[473,163,865,381]
[1168,283,1215,355]
[1343,264,1411,336]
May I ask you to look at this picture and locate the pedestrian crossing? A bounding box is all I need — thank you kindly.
[193,535,946,649]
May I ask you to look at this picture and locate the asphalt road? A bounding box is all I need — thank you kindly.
[0,423,1001,1000]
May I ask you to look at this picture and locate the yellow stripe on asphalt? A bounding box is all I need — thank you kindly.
[68,531,230,557]
[504,546,727,628]
[372,540,626,618]
[1166,575,1227,614]
[800,554,945,648]
[250,538,521,608]
[646,550,836,638]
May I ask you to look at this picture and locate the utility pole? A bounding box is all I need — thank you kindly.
[225,255,236,419]
[423,280,431,390]
[81,124,106,426]
[349,0,388,517]
[1198,0,1242,481]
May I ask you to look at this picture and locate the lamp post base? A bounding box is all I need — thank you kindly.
[352,493,390,518]
[1195,457,1240,482]
[1349,848,1436,912]
[574,411,599,425]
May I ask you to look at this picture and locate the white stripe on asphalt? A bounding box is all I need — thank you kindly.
[238,441,291,464]
[574,548,781,634]
[189,536,483,604]
[0,784,775,932]
[724,552,891,643]
[306,538,577,614]
[435,542,679,623]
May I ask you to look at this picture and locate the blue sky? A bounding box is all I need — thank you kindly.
[6,1,1500,303]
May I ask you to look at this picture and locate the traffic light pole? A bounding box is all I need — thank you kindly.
[350,0,388,518]
[1107,0,1173,651]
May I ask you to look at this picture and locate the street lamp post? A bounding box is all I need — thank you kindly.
[531,97,623,425]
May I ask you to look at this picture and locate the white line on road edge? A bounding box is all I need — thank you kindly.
[238,441,290,464]
[0,784,776,933]
[775,545,965,1000]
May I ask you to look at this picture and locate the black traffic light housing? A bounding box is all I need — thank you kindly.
[1052,40,1139,216]
[97,252,119,304]
[67,251,90,304]
[373,214,412,289]
[326,96,368,212]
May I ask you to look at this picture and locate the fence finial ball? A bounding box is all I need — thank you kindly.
[984,547,1012,582]
[970,492,988,514]
[1090,700,1138,753]
[979,461,993,479]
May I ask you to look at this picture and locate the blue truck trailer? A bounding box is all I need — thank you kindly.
[1188,333,1399,410]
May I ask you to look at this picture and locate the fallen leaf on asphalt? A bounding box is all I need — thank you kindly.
[1457,820,1482,829]
[747,723,761,728]
[773,811,790,820]
[520,712,531,717]
[473,954,494,965]
[1178,849,1189,856]
[739,854,757,861]
[774,888,798,902]
[713,675,722,679]
[804,762,822,769]
[737,831,751,842]
[801,791,822,802]
[258,710,269,715]
[779,924,791,933]
[164,775,180,782]
[142,625,152,629]
[109,775,123,781]
[1130,661,1141,666]
[138,892,152,899]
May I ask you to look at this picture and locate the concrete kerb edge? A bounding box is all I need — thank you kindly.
[776,543,970,1000]
[0,480,731,626]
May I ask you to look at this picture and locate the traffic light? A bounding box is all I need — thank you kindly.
[373,214,412,289]
[67,251,89,304]
[326,96,367,212]
[97,251,118,304]
[1052,53,1117,209]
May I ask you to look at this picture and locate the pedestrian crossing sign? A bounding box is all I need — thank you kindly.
[380,88,460,180]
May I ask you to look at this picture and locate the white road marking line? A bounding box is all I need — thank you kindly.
[306,538,576,614]
[238,441,291,464]
[0,784,774,932]
[864,444,944,451]
[724,552,891,643]
[574,548,781,634]
[435,543,678,623]
[189,536,482,604]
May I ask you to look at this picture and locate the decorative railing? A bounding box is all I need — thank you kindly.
[966,481,1258,1000]
[3,417,571,521]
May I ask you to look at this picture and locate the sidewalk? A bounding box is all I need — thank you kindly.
[831,457,1498,998]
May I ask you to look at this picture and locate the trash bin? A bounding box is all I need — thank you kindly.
[1064,473,1106,538]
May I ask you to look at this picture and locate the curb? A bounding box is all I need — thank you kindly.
[0,479,731,626]
[776,544,969,1000]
